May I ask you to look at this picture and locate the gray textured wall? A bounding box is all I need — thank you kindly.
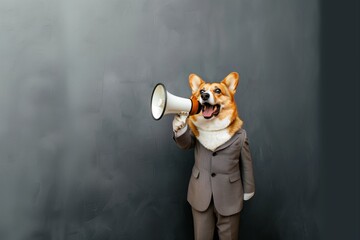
[0,0,319,239]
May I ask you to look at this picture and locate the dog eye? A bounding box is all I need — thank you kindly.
[200,89,205,94]
[214,88,221,94]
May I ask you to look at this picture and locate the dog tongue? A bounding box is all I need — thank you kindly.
[203,105,215,118]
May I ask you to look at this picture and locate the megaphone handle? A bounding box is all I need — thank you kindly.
[179,111,189,116]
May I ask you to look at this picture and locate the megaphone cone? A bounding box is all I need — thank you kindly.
[150,83,201,120]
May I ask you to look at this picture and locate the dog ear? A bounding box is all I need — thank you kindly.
[189,74,204,94]
[221,72,239,93]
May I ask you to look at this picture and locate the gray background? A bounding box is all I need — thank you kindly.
[0,0,321,239]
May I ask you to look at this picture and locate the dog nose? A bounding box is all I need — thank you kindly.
[201,92,210,101]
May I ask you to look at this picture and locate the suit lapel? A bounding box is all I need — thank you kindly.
[214,129,243,152]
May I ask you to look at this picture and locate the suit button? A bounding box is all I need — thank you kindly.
[212,152,217,156]
[211,173,216,177]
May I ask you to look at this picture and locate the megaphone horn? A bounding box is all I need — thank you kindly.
[150,83,201,120]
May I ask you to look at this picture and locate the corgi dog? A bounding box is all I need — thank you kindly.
[187,72,243,151]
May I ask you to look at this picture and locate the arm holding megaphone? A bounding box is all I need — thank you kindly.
[150,83,198,148]
[173,112,189,137]
[172,112,195,150]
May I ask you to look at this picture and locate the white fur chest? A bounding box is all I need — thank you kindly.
[196,129,232,152]
[191,116,233,151]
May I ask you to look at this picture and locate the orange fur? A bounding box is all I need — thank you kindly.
[188,118,199,137]
[188,72,243,138]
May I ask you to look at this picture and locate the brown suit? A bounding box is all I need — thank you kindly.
[174,128,255,239]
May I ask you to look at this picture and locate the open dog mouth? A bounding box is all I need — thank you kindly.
[201,103,220,119]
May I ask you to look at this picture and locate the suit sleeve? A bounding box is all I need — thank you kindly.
[173,126,196,150]
[240,137,255,194]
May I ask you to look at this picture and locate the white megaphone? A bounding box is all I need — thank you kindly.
[151,83,201,120]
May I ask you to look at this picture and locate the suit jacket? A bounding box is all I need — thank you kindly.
[174,128,255,216]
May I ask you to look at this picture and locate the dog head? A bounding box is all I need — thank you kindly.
[188,72,243,133]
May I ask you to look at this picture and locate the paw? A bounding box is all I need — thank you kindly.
[243,192,254,201]
[172,112,189,132]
